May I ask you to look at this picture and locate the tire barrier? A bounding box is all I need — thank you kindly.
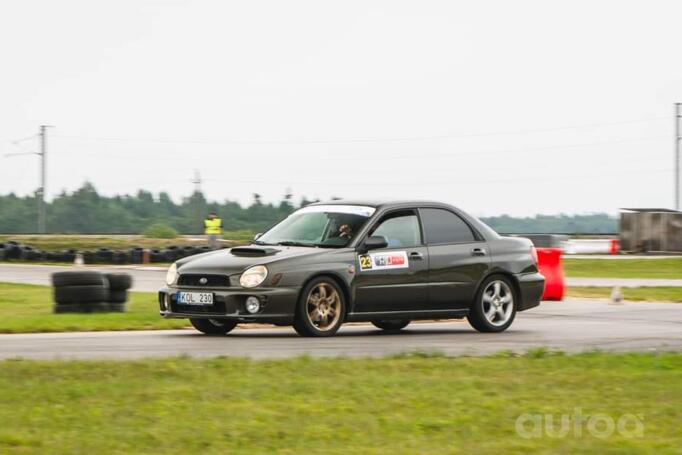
[2,241,22,259]
[536,248,565,301]
[51,271,133,313]
[0,241,211,264]
[149,248,165,262]
[130,247,145,264]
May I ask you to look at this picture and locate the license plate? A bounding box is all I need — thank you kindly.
[177,292,214,305]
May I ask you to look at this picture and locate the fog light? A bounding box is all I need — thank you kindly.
[163,293,172,311]
[245,296,261,314]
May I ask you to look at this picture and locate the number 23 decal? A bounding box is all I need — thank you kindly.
[359,254,372,270]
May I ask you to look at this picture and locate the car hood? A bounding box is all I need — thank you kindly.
[176,245,328,275]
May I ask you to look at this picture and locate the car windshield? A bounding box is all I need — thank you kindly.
[255,205,376,248]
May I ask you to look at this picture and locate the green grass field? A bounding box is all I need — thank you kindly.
[0,352,679,453]
[568,286,682,302]
[563,258,682,279]
[0,283,187,333]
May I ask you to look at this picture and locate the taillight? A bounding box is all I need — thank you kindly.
[530,246,538,265]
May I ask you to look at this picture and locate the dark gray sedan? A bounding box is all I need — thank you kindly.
[158,200,544,337]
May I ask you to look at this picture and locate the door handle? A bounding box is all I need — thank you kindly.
[471,248,486,256]
[409,252,424,260]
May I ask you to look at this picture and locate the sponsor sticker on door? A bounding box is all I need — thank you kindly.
[358,251,409,271]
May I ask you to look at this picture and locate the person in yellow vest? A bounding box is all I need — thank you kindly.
[204,212,222,250]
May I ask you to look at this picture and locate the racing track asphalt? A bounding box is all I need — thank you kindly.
[1,299,681,360]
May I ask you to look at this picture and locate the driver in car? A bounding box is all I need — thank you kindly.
[339,224,353,239]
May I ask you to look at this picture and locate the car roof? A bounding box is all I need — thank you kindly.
[309,199,454,210]
[307,199,501,241]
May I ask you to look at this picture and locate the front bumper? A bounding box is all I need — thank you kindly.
[515,272,545,311]
[158,285,300,324]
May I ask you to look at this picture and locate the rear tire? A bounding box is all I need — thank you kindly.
[467,275,517,333]
[372,320,410,331]
[189,318,237,335]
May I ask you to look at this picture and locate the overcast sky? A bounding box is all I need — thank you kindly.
[1,0,681,216]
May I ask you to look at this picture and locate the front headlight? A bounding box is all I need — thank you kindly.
[166,263,178,286]
[239,265,268,288]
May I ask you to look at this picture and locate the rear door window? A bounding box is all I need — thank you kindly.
[420,208,476,244]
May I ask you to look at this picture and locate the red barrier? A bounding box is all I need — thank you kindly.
[536,247,565,301]
[609,239,620,255]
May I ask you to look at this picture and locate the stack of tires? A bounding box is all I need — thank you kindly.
[52,271,110,313]
[51,271,133,313]
[104,273,133,312]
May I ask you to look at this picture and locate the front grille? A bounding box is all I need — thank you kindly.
[178,274,230,287]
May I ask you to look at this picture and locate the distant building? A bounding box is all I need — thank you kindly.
[620,208,682,253]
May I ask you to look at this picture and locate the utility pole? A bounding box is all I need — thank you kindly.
[676,104,681,211]
[38,125,52,233]
[192,169,202,194]
[192,169,203,234]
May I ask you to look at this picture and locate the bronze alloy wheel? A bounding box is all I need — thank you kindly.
[305,283,342,331]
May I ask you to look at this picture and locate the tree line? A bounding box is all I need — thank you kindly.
[0,183,618,234]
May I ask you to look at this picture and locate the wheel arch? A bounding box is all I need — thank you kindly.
[477,269,522,304]
[297,272,351,315]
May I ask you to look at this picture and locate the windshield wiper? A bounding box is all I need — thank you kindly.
[252,240,274,246]
[275,241,316,247]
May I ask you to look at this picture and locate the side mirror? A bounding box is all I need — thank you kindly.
[253,233,263,240]
[359,235,388,253]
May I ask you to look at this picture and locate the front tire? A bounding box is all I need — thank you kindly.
[467,275,517,333]
[372,320,410,331]
[293,277,346,337]
[190,318,237,335]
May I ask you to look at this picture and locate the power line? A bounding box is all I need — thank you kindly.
[327,136,671,160]
[3,128,51,232]
[51,115,670,146]
[2,133,38,157]
[197,166,671,187]
[7,133,38,145]
[49,135,671,160]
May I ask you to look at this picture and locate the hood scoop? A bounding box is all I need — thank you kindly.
[230,247,279,257]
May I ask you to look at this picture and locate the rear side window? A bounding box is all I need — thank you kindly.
[420,208,476,244]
